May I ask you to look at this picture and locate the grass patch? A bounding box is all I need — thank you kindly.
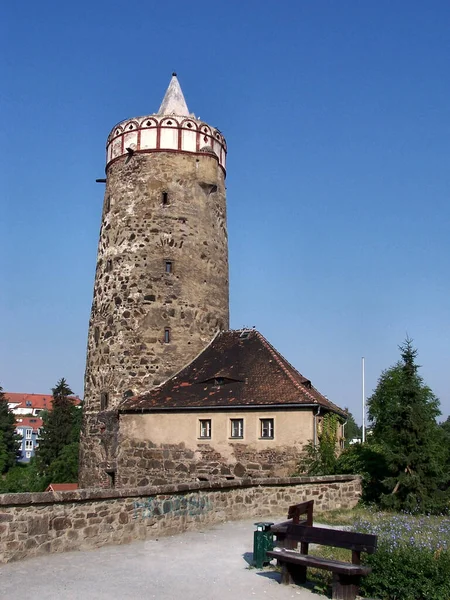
[315,505,379,526]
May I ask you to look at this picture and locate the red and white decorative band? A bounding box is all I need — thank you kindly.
[106,116,227,171]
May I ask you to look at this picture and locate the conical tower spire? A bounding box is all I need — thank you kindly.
[158,72,189,116]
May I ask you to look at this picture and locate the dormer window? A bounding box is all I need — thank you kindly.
[214,377,225,386]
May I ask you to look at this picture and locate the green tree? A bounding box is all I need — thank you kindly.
[298,412,341,475]
[0,386,20,473]
[334,442,389,504]
[367,338,448,514]
[343,408,362,447]
[36,378,82,482]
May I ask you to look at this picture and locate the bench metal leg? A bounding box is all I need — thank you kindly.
[280,562,307,585]
[332,573,360,600]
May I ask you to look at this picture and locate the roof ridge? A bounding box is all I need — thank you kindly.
[254,331,318,404]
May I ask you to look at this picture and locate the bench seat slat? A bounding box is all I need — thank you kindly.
[266,550,372,576]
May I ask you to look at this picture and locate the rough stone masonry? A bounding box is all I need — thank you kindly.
[0,475,361,564]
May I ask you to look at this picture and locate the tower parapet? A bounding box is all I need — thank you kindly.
[106,74,227,171]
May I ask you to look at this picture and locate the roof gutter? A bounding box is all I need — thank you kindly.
[120,402,329,414]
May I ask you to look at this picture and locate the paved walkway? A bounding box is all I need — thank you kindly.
[0,517,323,600]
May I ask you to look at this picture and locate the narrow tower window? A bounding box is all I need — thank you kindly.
[164,328,170,343]
[165,260,173,274]
[106,259,113,272]
[100,392,109,411]
[94,327,100,344]
[105,196,110,213]
[106,470,116,488]
[162,191,169,205]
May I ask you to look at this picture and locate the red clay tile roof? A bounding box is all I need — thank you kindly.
[45,483,78,492]
[15,416,43,430]
[120,330,346,416]
[4,392,81,411]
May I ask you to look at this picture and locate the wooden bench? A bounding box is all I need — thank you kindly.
[270,500,314,550]
[267,524,377,600]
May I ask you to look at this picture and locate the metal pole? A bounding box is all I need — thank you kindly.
[362,357,365,443]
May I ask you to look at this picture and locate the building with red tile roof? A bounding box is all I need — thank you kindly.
[45,483,78,492]
[4,392,81,417]
[3,393,82,463]
[112,329,347,488]
[14,415,43,462]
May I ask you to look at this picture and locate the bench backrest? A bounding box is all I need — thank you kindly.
[286,524,377,554]
[287,500,314,526]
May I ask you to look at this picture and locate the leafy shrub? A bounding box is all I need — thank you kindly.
[334,442,389,504]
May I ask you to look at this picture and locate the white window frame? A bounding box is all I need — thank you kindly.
[199,419,211,439]
[25,439,33,450]
[25,428,32,439]
[25,451,31,459]
[260,418,274,439]
[230,418,244,439]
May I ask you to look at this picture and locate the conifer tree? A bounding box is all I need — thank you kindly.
[36,378,81,481]
[367,338,448,513]
[0,386,20,473]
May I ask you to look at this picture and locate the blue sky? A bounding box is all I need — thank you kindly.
[1,1,449,422]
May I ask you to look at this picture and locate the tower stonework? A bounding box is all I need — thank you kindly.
[79,75,229,488]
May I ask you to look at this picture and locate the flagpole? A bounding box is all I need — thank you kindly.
[362,356,365,443]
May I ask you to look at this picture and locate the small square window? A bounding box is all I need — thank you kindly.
[165,261,173,274]
[260,418,274,439]
[25,452,31,459]
[199,419,211,439]
[230,419,243,439]
[164,328,170,343]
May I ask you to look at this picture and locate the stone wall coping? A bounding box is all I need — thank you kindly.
[0,475,360,507]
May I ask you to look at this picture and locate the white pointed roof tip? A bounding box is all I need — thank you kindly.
[158,72,191,117]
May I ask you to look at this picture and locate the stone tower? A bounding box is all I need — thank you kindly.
[79,74,229,488]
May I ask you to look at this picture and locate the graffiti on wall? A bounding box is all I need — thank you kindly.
[133,493,211,520]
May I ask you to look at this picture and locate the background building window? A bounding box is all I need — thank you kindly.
[199,419,211,439]
[260,418,274,439]
[230,419,244,438]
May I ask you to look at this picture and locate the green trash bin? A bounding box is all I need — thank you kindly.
[253,522,274,568]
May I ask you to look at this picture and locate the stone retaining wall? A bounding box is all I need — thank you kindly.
[0,475,361,564]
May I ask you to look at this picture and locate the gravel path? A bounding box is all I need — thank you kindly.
[0,517,324,600]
